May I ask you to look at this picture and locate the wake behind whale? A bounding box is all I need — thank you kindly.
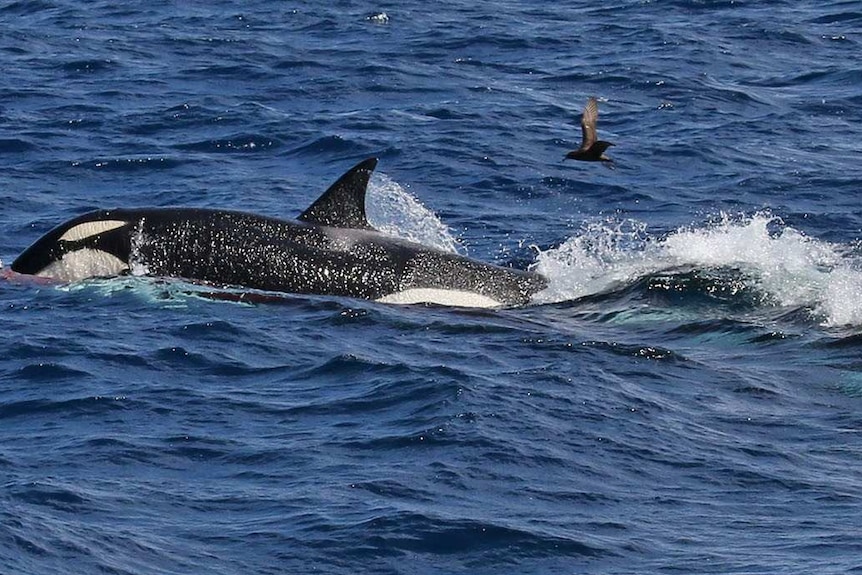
[532,212,862,327]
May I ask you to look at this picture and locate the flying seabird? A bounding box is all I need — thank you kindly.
[565,96,614,164]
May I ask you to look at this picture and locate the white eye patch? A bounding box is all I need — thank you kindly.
[59,220,127,242]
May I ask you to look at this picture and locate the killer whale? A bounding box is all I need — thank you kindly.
[11,159,548,308]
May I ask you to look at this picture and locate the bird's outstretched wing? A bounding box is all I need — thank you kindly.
[579,97,598,151]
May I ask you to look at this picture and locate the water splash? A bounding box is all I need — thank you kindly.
[366,172,462,254]
[533,212,862,327]
[128,220,151,277]
[531,218,657,303]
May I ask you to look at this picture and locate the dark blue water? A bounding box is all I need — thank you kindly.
[3,2,862,573]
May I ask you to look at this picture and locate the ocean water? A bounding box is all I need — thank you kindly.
[2,1,862,573]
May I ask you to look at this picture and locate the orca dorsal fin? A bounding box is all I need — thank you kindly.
[298,158,378,230]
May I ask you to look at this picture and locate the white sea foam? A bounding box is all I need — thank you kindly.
[531,218,655,304]
[59,275,191,307]
[366,12,389,24]
[366,172,462,254]
[533,212,862,327]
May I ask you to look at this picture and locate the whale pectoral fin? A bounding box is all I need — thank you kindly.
[298,158,378,230]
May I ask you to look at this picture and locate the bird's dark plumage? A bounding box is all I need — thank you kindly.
[565,97,614,163]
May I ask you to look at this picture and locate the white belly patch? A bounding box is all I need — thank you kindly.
[375,288,502,308]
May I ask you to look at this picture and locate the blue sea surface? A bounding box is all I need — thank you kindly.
[2,2,862,574]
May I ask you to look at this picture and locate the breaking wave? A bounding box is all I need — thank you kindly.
[533,212,862,327]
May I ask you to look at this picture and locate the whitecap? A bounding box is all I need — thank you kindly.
[532,211,862,327]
